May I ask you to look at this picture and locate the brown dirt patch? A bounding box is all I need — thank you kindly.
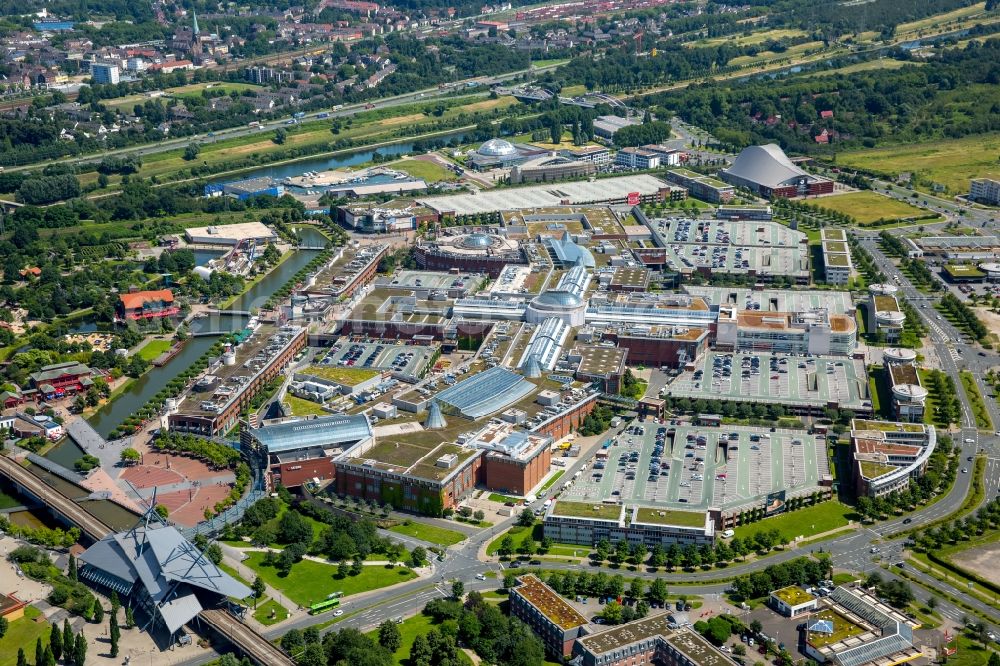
[949,540,1000,586]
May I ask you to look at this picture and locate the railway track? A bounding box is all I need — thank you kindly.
[199,609,295,666]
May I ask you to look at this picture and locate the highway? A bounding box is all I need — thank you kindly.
[2,62,561,175]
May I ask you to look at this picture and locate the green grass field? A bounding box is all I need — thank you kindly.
[284,395,328,417]
[253,598,289,625]
[365,612,474,665]
[807,58,920,78]
[733,502,856,543]
[816,191,931,224]
[838,134,1000,195]
[390,159,455,183]
[0,606,48,666]
[137,338,174,362]
[388,521,466,547]
[242,552,417,606]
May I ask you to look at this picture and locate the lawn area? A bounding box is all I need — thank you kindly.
[960,371,992,430]
[489,492,521,503]
[388,521,466,547]
[531,58,571,68]
[284,394,328,417]
[0,606,48,666]
[807,58,919,78]
[539,470,564,492]
[253,598,289,626]
[390,159,455,183]
[242,552,417,606]
[838,133,1000,195]
[166,81,263,96]
[947,633,997,666]
[486,524,583,557]
[733,502,856,543]
[816,191,931,224]
[137,338,174,362]
[365,613,473,666]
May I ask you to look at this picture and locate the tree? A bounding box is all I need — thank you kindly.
[74,632,87,666]
[648,578,668,604]
[281,628,305,654]
[110,613,120,658]
[451,580,465,600]
[600,600,624,625]
[120,447,140,465]
[155,504,169,519]
[16,648,25,666]
[518,508,535,527]
[750,619,764,636]
[273,128,287,145]
[300,643,326,666]
[49,624,62,662]
[125,606,135,629]
[183,143,201,161]
[92,598,104,623]
[35,637,43,666]
[499,535,515,558]
[411,546,427,567]
[68,554,77,581]
[63,620,73,658]
[252,576,266,607]
[503,571,517,589]
[378,619,402,653]
[205,543,223,565]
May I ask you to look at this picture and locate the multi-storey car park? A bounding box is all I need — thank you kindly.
[638,211,811,284]
[665,351,871,416]
[546,420,833,543]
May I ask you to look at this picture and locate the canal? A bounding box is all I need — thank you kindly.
[81,226,327,438]
[210,130,470,184]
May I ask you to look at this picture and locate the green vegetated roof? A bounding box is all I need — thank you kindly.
[300,365,380,385]
[772,585,815,606]
[633,507,706,528]
[551,500,622,521]
[859,461,896,480]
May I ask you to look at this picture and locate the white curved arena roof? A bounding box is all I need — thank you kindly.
[722,144,810,188]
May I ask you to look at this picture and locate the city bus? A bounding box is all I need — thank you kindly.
[308,593,342,615]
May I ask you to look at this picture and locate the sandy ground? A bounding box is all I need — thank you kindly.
[974,307,1000,342]
[949,540,1000,586]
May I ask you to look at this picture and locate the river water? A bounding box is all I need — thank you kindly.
[81,226,327,438]
[210,130,470,184]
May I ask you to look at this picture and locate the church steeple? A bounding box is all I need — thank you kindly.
[192,9,200,35]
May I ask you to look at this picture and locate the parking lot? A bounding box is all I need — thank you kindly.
[666,351,869,411]
[646,218,809,281]
[559,421,827,512]
[318,341,436,378]
[683,286,854,315]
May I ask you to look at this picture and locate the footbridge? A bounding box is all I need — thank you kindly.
[0,455,113,542]
[0,456,285,666]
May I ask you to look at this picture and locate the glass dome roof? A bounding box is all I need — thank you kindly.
[478,138,518,157]
[532,290,584,309]
[461,233,495,249]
